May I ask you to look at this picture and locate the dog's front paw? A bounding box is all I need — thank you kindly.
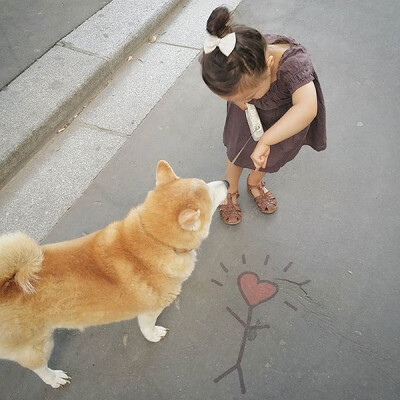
[143,325,168,342]
[45,369,71,388]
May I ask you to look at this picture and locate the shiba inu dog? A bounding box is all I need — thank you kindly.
[0,161,227,387]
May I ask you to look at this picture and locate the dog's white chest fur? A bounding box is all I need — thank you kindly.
[164,249,197,281]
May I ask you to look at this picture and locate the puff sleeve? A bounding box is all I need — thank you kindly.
[278,46,315,95]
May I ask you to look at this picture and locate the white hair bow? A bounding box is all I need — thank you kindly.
[203,32,236,56]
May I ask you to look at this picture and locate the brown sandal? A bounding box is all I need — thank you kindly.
[247,177,277,214]
[218,192,242,225]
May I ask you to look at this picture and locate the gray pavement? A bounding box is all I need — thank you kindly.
[1,0,400,399]
[0,0,112,89]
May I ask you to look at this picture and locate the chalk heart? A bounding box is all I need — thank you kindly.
[238,272,278,307]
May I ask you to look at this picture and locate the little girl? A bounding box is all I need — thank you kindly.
[201,7,326,225]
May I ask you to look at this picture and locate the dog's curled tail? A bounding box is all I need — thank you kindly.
[0,232,43,294]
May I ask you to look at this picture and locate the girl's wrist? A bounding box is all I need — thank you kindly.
[260,131,272,147]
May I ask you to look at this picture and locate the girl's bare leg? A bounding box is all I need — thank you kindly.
[221,157,243,204]
[248,170,267,197]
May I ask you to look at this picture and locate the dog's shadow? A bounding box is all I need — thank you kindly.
[49,319,168,378]
[50,329,80,365]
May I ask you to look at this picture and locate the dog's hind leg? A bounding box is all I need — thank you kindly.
[138,308,168,342]
[8,333,70,388]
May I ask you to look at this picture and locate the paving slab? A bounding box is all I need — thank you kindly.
[61,0,182,72]
[1,0,399,399]
[79,42,198,134]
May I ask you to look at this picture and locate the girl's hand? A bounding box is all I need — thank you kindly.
[251,142,270,170]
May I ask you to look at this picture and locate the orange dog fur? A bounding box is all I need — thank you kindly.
[0,161,227,388]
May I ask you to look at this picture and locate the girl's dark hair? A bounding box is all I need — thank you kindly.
[201,7,267,96]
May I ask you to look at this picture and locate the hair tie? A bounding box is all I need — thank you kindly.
[203,32,236,56]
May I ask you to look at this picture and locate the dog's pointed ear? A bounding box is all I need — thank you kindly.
[156,160,178,186]
[178,209,201,231]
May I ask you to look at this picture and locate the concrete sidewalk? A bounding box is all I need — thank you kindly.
[1,0,399,399]
[0,0,241,241]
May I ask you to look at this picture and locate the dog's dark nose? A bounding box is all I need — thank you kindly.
[223,180,230,189]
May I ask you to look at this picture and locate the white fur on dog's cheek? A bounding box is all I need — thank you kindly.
[207,181,228,212]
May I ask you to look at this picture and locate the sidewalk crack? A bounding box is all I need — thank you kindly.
[156,41,200,52]
[76,121,130,138]
[57,42,111,64]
